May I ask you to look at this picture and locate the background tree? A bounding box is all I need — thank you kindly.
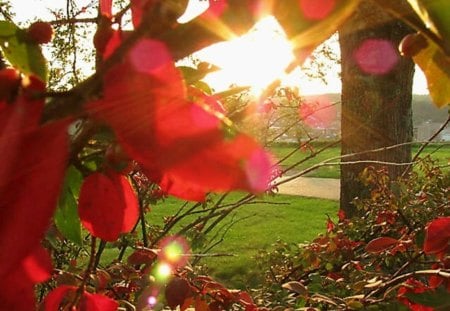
[339,0,415,217]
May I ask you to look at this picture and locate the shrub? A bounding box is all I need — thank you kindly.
[255,159,450,310]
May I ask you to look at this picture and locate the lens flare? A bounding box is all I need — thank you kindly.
[353,39,399,75]
[147,295,157,307]
[299,95,337,129]
[159,236,190,267]
[155,263,172,281]
[299,0,336,20]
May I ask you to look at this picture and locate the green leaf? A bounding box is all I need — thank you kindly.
[192,80,212,94]
[405,288,450,309]
[273,0,361,62]
[408,0,450,43]
[54,167,83,245]
[0,21,48,81]
[64,166,83,198]
[0,21,17,37]
[413,38,450,107]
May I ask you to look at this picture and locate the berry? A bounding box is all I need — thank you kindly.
[399,33,428,58]
[27,21,54,44]
[0,68,21,102]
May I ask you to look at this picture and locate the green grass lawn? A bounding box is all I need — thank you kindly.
[147,193,338,289]
[270,142,450,178]
[98,143,448,289]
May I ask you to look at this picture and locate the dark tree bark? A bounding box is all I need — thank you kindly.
[339,1,415,217]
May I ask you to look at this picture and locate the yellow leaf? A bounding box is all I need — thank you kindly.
[413,38,450,107]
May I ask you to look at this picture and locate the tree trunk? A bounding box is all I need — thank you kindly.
[339,1,415,217]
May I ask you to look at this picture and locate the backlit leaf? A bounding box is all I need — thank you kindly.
[44,285,118,310]
[78,171,139,241]
[423,217,450,254]
[274,0,360,63]
[413,38,450,107]
[0,21,48,81]
[0,20,17,36]
[100,0,113,17]
[0,246,52,310]
[0,115,70,279]
[43,285,75,310]
[22,245,53,284]
[81,291,119,311]
[54,167,83,245]
[87,38,277,199]
[407,0,450,44]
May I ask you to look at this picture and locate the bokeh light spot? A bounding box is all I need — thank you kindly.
[159,236,190,267]
[299,0,336,20]
[147,296,157,307]
[155,263,172,281]
[129,40,172,74]
[244,149,276,193]
[299,95,337,129]
[353,39,399,75]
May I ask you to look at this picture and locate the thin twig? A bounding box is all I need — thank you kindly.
[401,115,450,178]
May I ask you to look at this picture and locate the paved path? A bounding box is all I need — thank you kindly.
[275,176,340,200]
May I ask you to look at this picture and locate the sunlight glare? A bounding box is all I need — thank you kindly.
[177,0,209,24]
[197,16,295,96]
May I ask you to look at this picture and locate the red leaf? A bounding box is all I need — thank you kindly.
[127,248,158,266]
[338,209,346,221]
[194,297,209,311]
[423,217,450,255]
[326,217,335,233]
[201,0,228,20]
[0,117,69,277]
[43,285,76,310]
[130,0,153,28]
[44,286,118,310]
[159,173,207,202]
[100,0,112,17]
[180,133,274,192]
[87,40,185,166]
[81,291,119,311]
[0,246,53,310]
[78,171,139,241]
[87,38,277,199]
[397,278,434,311]
[165,277,192,309]
[365,237,398,253]
[22,245,53,283]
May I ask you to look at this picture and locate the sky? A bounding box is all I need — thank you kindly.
[9,0,430,95]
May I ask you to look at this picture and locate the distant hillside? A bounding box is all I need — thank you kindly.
[304,93,448,125]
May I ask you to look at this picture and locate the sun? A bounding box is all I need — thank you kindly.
[194,16,296,96]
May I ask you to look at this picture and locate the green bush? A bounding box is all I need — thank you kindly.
[254,159,450,310]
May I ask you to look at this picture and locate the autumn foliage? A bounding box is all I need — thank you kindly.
[0,0,449,310]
